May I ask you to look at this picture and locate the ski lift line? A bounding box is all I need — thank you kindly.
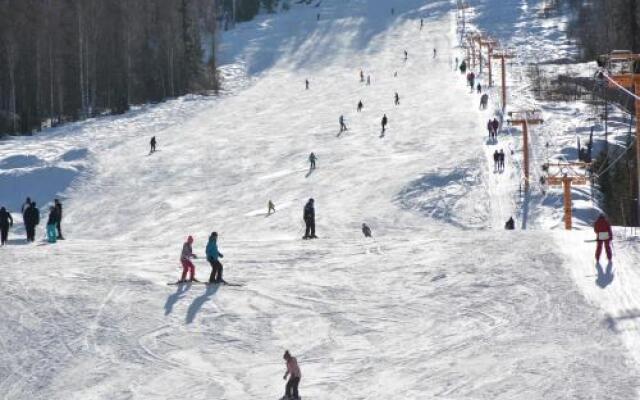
[602,72,640,101]
[594,138,636,178]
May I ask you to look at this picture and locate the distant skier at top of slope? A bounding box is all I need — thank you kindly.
[309,152,317,170]
[357,100,363,112]
[594,214,613,262]
[305,79,309,90]
[339,115,348,133]
[394,92,400,106]
[281,350,302,400]
[206,232,225,284]
[404,49,408,61]
[0,206,13,246]
[362,223,372,238]
[178,235,199,283]
[381,114,388,135]
[303,199,317,240]
[150,136,156,154]
[360,69,365,82]
[505,217,515,230]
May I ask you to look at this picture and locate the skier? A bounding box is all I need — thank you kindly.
[459,59,467,74]
[150,136,156,154]
[480,93,489,109]
[381,114,388,134]
[339,115,348,133]
[24,202,40,242]
[179,235,198,283]
[357,100,363,112]
[487,119,494,139]
[433,48,437,58]
[492,118,500,136]
[404,49,408,61]
[46,206,58,243]
[498,149,505,171]
[305,79,309,90]
[309,152,317,170]
[206,232,225,284]
[394,92,400,106]
[282,350,302,400]
[360,69,364,82]
[0,207,13,246]
[505,217,515,230]
[594,213,613,262]
[362,223,372,238]
[268,200,276,214]
[420,18,424,30]
[477,83,482,93]
[54,198,64,239]
[493,150,499,171]
[469,72,476,91]
[303,198,316,239]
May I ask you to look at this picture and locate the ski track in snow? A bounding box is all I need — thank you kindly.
[1,0,639,399]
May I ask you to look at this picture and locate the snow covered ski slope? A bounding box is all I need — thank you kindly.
[1,0,639,399]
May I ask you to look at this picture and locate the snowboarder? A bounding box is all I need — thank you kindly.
[505,217,515,230]
[381,114,388,134]
[360,69,364,82]
[357,100,363,112]
[394,92,400,106]
[268,200,276,214]
[594,213,613,262]
[498,149,505,171]
[24,202,39,242]
[480,93,489,109]
[366,75,371,85]
[282,350,301,400]
[303,199,316,239]
[150,136,156,154]
[206,232,225,284]
[46,206,58,243]
[305,79,309,90]
[459,59,467,74]
[339,115,348,133]
[0,207,13,246]
[477,83,482,93]
[309,152,317,170]
[362,223,372,238]
[54,198,64,239]
[179,235,198,283]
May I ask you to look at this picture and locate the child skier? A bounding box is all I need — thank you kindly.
[179,236,198,283]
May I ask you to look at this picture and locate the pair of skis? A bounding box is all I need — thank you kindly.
[167,280,243,287]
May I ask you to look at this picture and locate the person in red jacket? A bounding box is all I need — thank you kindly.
[594,213,613,262]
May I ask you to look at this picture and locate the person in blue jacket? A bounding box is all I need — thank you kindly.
[206,231,225,283]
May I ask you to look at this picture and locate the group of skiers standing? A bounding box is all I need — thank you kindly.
[0,197,63,245]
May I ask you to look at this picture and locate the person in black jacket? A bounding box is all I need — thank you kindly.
[303,199,316,239]
[0,207,13,246]
[54,199,64,239]
[24,202,40,242]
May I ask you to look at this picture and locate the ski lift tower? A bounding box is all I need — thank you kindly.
[544,162,592,230]
[508,110,544,191]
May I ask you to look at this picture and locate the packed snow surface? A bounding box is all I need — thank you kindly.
[1,0,639,399]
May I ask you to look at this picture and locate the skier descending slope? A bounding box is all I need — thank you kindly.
[309,152,317,170]
[594,214,613,262]
[0,207,13,246]
[150,136,157,154]
[381,114,388,135]
[362,223,372,238]
[206,232,225,284]
[178,235,199,283]
[303,199,317,239]
[281,350,302,400]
